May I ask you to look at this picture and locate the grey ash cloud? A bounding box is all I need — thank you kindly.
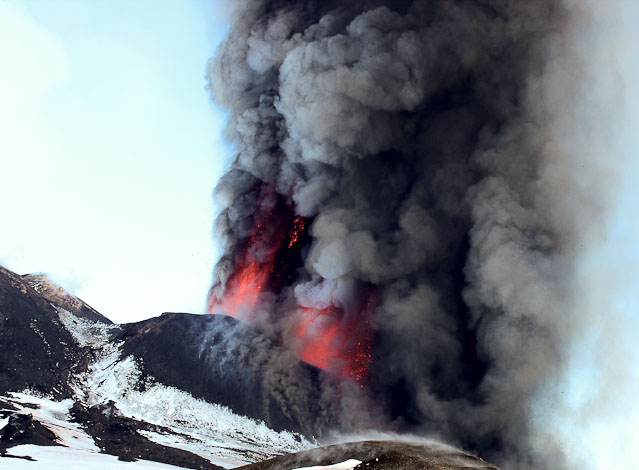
[206,1,613,468]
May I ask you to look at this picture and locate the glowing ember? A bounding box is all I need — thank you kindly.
[207,206,282,320]
[288,217,306,248]
[209,260,270,321]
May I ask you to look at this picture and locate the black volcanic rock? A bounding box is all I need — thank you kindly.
[0,266,84,398]
[70,402,224,470]
[237,440,499,470]
[0,412,62,451]
[116,312,336,437]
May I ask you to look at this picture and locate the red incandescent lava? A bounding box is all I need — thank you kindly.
[295,300,373,385]
[208,185,373,384]
[207,209,283,323]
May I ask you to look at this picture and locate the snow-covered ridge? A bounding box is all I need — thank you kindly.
[54,303,313,468]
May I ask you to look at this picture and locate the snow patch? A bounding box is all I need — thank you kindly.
[54,306,117,348]
[2,392,95,450]
[291,460,363,470]
[27,280,46,293]
[29,320,53,356]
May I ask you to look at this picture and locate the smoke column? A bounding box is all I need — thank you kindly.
[206,0,637,468]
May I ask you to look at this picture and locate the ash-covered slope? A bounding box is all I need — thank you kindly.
[237,440,498,470]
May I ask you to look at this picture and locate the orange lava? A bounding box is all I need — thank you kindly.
[208,210,283,321]
[294,299,374,385]
[295,306,343,371]
[208,186,374,385]
[210,258,272,321]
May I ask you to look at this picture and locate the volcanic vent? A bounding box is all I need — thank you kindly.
[208,182,374,384]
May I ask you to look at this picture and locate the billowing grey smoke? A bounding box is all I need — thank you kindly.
[206,0,595,468]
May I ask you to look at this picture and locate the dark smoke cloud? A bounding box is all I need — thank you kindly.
[206,0,608,467]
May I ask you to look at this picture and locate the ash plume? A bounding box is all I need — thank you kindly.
[205,0,620,467]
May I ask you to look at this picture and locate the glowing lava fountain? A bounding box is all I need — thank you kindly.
[208,184,373,383]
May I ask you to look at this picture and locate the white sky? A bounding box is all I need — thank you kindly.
[0,0,232,323]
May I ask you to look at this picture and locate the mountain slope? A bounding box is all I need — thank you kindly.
[0,266,313,468]
[0,266,84,399]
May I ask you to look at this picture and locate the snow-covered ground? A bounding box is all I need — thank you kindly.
[3,445,194,470]
[0,390,312,469]
[0,393,182,469]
